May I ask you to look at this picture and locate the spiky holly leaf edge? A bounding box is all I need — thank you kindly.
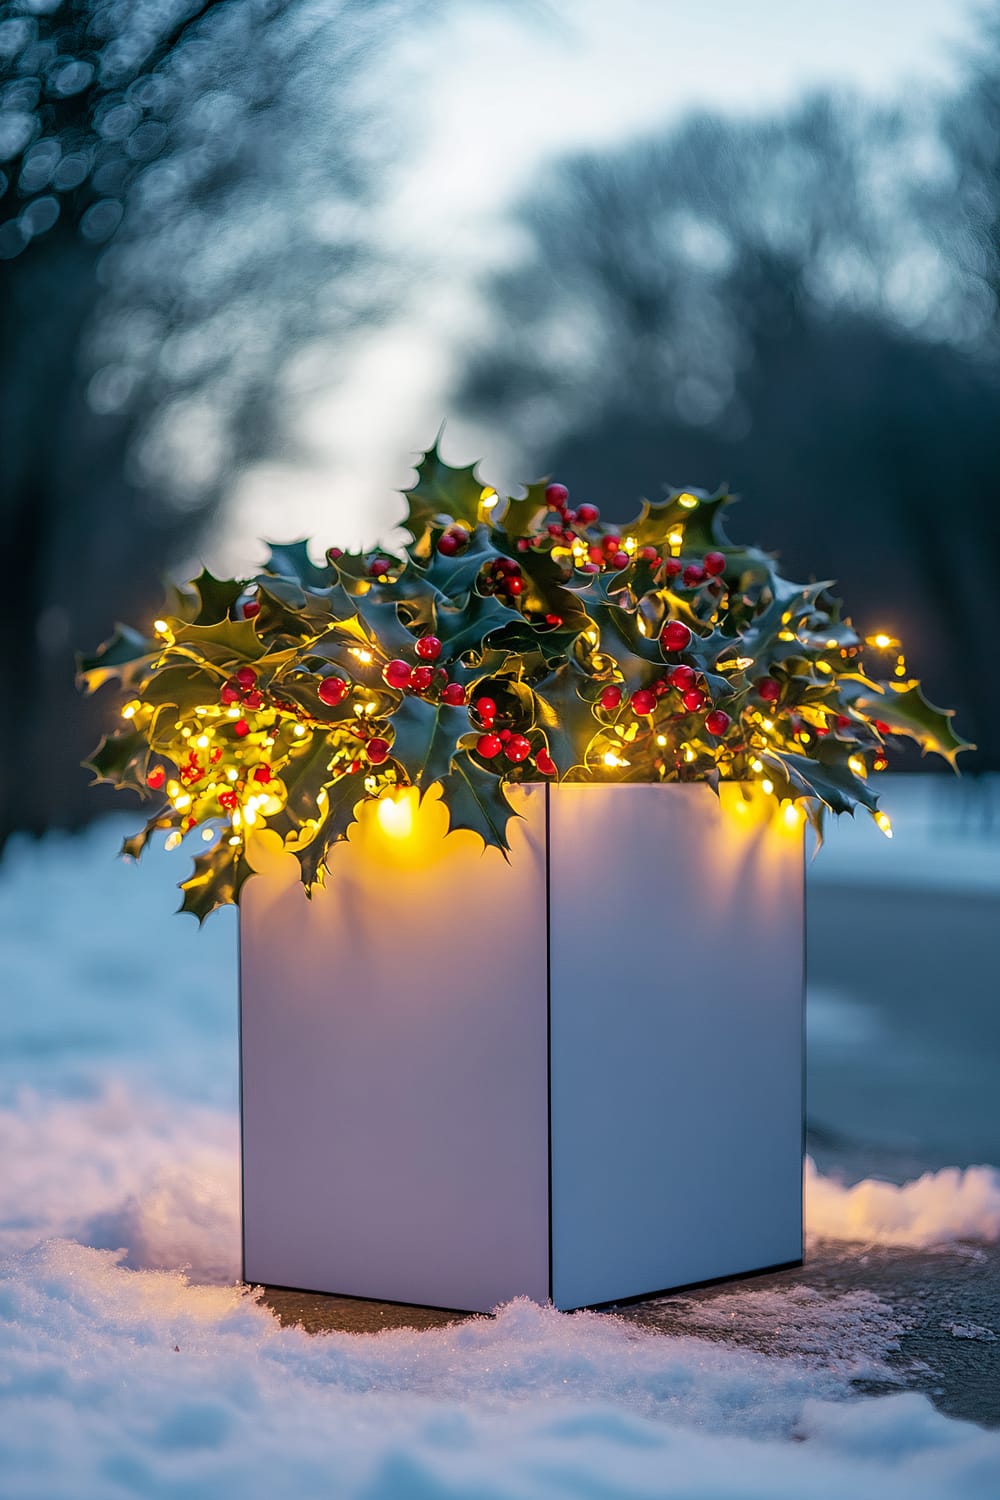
[78,439,974,918]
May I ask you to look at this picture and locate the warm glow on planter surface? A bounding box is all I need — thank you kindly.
[78,439,971,918]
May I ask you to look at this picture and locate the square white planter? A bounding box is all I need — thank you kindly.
[239,782,804,1313]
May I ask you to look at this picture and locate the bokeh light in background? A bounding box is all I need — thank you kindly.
[1,0,994,846]
[222,0,974,563]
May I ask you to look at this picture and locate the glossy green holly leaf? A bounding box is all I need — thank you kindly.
[852,682,974,766]
[388,694,465,792]
[190,569,244,625]
[141,664,221,716]
[500,479,549,540]
[121,810,174,861]
[263,540,331,589]
[587,602,662,694]
[415,526,504,599]
[179,840,255,923]
[293,772,368,891]
[77,624,156,694]
[274,730,339,833]
[434,590,519,661]
[530,661,603,771]
[84,728,148,790]
[402,440,490,548]
[439,750,519,852]
[354,592,426,662]
[763,746,878,815]
[170,616,266,665]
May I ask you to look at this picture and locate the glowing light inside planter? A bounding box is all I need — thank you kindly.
[377,792,414,839]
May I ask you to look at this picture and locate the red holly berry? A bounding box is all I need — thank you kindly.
[326,547,344,563]
[601,535,622,555]
[682,688,706,713]
[318,676,348,706]
[243,600,260,619]
[477,732,502,758]
[545,482,569,507]
[516,538,531,552]
[667,663,696,690]
[499,728,512,742]
[631,688,657,715]
[437,531,460,556]
[835,714,853,732]
[563,509,577,524]
[576,503,599,526]
[219,789,238,811]
[504,733,531,762]
[366,738,390,764]
[652,677,669,696]
[757,677,781,703]
[663,557,682,577]
[252,765,272,783]
[146,766,166,790]
[599,685,623,712]
[875,719,891,735]
[587,545,604,565]
[535,748,557,775]
[496,558,521,575]
[242,689,264,710]
[233,719,250,738]
[236,666,257,690]
[579,561,600,574]
[703,551,726,577]
[683,564,706,587]
[638,546,660,564]
[547,522,564,537]
[505,576,525,595]
[369,558,391,578]
[411,665,434,692]
[705,708,731,736]
[610,550,630,570]
[210,747,223,764]
[661,621,692,651]
[383,659,412,690]
[474,696,497,724]
[544,613,564,627]
[220,680,242,705]
[440,682,466,706]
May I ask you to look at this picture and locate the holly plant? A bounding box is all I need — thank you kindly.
[78,442,972,919]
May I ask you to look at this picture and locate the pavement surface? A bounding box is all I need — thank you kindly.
[261,859,1000,1429]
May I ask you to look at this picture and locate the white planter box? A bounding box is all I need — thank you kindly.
[239,782,804,1313]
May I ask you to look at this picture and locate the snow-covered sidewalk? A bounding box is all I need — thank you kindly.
[1,788,998,1498]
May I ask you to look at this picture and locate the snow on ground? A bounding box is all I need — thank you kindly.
[1,790,999,1498]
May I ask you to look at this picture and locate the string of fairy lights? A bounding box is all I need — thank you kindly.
[81,453,969,914]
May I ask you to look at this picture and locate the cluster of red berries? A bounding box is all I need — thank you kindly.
[472,695,556,775]
[219,665,264,738]
[480,557,525,597]
[378,636,467,707]
[436,525,470,557]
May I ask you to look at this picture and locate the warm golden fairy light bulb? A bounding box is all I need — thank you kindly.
[121,700,140,720]
[656,734,667,747]
[761,778,774,796]
[667,528,684,550]
[164,831,182,851]
[153,619,168,634]
[867,632,899,650]
[875,811,893,839]
[350,648,373,665]
[677,493,699,509]
[782,802,801,828]
[603,751,629,768]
